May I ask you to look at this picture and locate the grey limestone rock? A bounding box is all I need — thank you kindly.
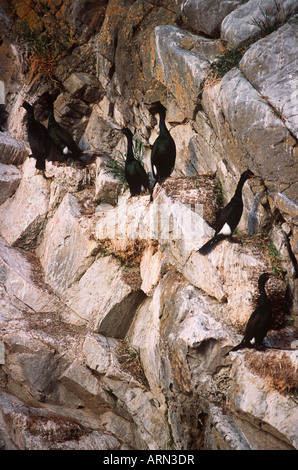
[177,0,248,37]
[221,0,298,49]
[0,163,21,205]
[239,21,298,139]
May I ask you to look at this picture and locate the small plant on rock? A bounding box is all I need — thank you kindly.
[116,336,149,388]
[205,47,245,86]
[164,396,176,450]
[267,242,284,278]
[214,177,224,208]
[16,18,69,82]
[250,1,292,37]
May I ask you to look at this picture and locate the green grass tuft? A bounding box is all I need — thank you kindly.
[206,47,244,81]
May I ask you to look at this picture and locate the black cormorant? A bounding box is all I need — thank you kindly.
[147,101,176,185]
[121,127,153,202]
[22,101,64,171]
[45,93,82,160]
[198,169,255,255]
[224,273,272,355]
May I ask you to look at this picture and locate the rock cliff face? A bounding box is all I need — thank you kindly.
[0,0,297,450]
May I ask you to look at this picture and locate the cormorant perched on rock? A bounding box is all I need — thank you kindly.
[121,127,153,202]
[45,93,82,160]
[224,273,272,355]
[147,101,176,185]
[198,169,255,255]
[22,101,64,171]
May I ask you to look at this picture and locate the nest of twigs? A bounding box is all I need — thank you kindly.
[116,338,149,388]
[245,349,298,395]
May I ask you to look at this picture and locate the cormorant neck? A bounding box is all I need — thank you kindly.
[258,280,268,301]
[158,108,167,132]
[125,134,134,161]
[235,174,247,197]
[48,102,56,124]
[26,112,34,123]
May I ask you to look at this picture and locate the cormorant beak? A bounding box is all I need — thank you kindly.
[145,102,157,113]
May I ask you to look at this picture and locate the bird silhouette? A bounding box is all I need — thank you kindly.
[22,101,64,171]
[198,170,255,255]
[121,128,153,202]
[44,93,82,160]
[223,273,272,356]
[147,101,176,185]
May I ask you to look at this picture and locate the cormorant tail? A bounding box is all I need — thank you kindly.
[223,339,251,357]
[35,159,46,171]
[149,187,153,203]
[198,234,226,255]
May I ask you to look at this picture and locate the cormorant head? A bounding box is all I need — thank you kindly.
[121,127,133,138]
[258,272,271,286]
[242,169,255,180]
[146,101,166,116]
[43,92,55,105]
[22,101,33,113]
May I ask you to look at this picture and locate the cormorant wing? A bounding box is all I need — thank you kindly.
[150,140,160,178]
[215,197,237,233]
[243,305,262,342]
[52,122,79,152]
[30,120,51,156]
[135,160,150,190]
